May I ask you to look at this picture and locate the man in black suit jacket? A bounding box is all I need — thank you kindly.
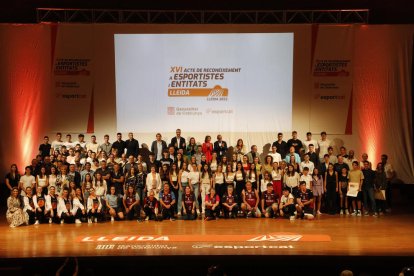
[151,133,168,161]
[213,134,228,162]
[170,129,186,152]
[125,132,139,158]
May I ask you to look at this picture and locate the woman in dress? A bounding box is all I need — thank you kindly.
[324,163,338,215]
[312,168,324,215]
[262,156,273,175]
[6,187,28,227]
[5,164,20,191]
[234,139,246,162]
[202,135,213,163]
[220,156,228,173]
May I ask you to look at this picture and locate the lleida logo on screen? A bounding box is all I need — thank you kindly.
[168,85,228,98]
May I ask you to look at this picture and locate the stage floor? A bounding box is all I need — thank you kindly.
[1,213,414,259]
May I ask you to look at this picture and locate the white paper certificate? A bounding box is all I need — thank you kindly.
[347,182,359,197]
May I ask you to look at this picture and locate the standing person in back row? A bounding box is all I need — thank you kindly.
[112,133,126,158]
[303,132,318,155]
[125,133,139,158]
[287,131,303,155]
[318,131,331,163]
[151,133,168,161]
[170,129,186,152]
[213,134,228,162]
[273,133,288,160]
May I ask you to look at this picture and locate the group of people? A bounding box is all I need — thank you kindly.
[5,129,395,227]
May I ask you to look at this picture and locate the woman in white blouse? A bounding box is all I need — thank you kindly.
[283,164,300,194]
[146,165,162,200]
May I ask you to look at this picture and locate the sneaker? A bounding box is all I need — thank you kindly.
[357,212,362,217]
[373,212,378,217]
[49,218,52,224]
[351,211,357,216]
[364,211,369,216]
[88,219,92,224]
[111,216,114,222]
[317,210,322,215]
[345,210,350,215]
[289,216,296,221]
[94,218,98,223]
[75,219,82,224]
[170,218,176,221]
[145,216,149,221]
[304,214,314,220]
[197,210,201,216]
[340,210,344,215]
[177,212,181,216]
[34,220,39,225]
[60,219,64,224]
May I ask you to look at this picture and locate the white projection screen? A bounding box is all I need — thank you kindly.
[114,33,294,133]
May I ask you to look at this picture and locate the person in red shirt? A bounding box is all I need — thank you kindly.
[202,135,213,163]
[182,186,197,220]
[143,190,159,221]
[205,187,220,221]
[222,185,239,219]
[296,181,315,220]
[261,183,279,218]
[159,183,176,221]
[241,181,261,218]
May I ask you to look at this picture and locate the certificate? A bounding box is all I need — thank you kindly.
[347,182,359,197]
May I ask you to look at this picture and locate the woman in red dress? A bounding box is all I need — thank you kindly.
[202,135,213,163]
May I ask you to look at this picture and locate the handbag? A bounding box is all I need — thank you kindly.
[374,189,386,200]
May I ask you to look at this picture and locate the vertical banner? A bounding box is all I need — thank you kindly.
[51,25,94,133]
[309,25,354,134]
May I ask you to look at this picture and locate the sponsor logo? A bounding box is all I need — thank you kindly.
[314,94,346,100]
[168,85,228,98]
[313,59,351,77]
[54,58,91,76]
[192,244,295,250]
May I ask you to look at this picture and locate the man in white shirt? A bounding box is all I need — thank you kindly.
[77,134,87,150]
[19,166,36,196]
[328,146,338,165]
[359,153,372,169]
[317,131,331,163]
[51,132,64,155]
[345,150,358,169]
[300,154,314,174]
[86,135,100,153]
[303,132,318,154]
[267,145,282,163]
[64,134,75,149]
[66,148,76,164]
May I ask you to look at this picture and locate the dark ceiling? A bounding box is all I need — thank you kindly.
[1,0,413,23]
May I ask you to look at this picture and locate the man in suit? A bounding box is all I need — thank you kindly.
[246,145,259,164]
[213,134,228,162]
[170,129,186,152]
[151,133,168,161]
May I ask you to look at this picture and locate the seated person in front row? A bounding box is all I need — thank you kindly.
[296,181,315,220]
[23,186,36,225]
[7,187,29,228]
[144,190,159,221]
[123,186,142,222]
[87,188,103,223]
[222,185,239,219]
[33,186,48,224]
[106,186,125,222]
[205,187,220,221]
[182,186,197,220]
[46,186,59,224]
[261,183,279,218]
[241,181,261,218]
[57,188,75,224]
[159,183,176,221]
[279,187,296,220]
